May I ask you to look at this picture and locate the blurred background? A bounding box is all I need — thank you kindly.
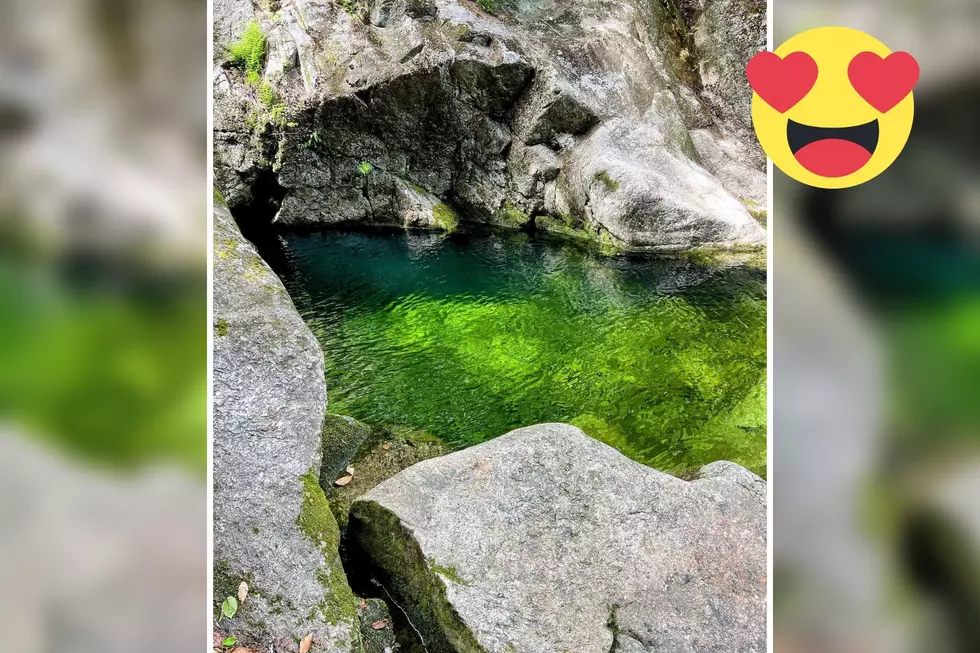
[773,1,980,651]
[0,0,206,651]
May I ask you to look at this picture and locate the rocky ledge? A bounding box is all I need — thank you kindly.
[348,423,767,652]
[214,0,767,253]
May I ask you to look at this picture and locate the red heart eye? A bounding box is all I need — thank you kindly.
[848,51,919,113]
[746,51,818,113]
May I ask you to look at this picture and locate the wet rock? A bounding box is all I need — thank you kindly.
[349,423,767,653]
[212,201,360,652]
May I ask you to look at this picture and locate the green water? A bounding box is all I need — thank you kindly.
[273,229,767,477]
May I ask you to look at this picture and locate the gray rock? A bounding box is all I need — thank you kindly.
[320,415,375,487]
[349,423,767,653]
[212,201,361,652]
[213,0,768,253]
[559,118,765,251]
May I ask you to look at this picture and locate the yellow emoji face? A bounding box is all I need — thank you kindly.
[749,26,919,189]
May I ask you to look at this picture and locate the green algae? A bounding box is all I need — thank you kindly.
[278,230,767,477]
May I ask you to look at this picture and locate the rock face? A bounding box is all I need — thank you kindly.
[212,199,361,652]
[213,0,766,252]
[349,423,767,652]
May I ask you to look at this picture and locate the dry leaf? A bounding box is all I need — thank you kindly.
[358,599,367,609]
[299,633,313,653]
[382,443,390,451]
[371,619,389,630]
[334,475,353,487]
[229,648,259,653]
[237,581,248,603]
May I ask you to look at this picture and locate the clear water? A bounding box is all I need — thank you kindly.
[272,229,766,477]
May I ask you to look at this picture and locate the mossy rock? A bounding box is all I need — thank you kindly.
[348,501,483,653]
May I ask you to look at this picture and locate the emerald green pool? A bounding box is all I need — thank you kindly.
[274,229,767,477]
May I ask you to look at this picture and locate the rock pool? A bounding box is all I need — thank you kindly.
[269,229,766,477]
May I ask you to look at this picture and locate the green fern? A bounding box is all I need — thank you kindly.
[227,21,267,76]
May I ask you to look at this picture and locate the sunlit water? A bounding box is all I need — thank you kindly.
[270,229,766,477]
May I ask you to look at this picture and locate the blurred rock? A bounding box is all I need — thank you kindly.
[349,423,767,652]
[0,432,204,653]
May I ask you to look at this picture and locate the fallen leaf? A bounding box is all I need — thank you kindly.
[358,599,367,609]
[371,619,389,630]
[221,596,238,619]
[346,465,355,475]
[222,636,237,646]
[238,581,248,603]
[299,633,313,653]
[382,443,390,451]
[334,475,353,487]
[229,648,259,653]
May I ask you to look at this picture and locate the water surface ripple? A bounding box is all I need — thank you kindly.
[274,229,767,477]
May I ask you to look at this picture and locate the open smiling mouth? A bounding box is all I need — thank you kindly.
[787,119,879,178]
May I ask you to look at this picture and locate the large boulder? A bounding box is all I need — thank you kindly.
[349,423,767,652]
[212,200,361,652]
[213,0,766,252]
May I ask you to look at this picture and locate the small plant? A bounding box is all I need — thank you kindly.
[301,130,322,149]
[245,70,262,88]
[593,169,621,192]
[258,81,278,108]
[227,21,267,76]
[358,161,373,176]
[476,0,499,12]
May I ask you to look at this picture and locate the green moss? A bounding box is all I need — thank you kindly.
[214,318,229,337]
[476,0,499,12]
[492,202,531,228]
[431,202,459,233]
[349,501,484,651]
[227,21,267,76]
[593,170,621,192]
[428,558,472,586]
[748,209,768,226]
[297,470,359,626]
[213,186,229,207]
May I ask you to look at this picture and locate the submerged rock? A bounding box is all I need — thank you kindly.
[212,200,360,652]
[349,423,766,652]
[213,0,766,252]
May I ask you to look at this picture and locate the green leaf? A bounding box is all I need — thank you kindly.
[358,161,373,176]
[222,637,237,646]
[221,596,239,619]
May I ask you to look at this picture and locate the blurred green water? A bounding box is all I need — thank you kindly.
[274,229,767,477]
[0,258,207,473]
